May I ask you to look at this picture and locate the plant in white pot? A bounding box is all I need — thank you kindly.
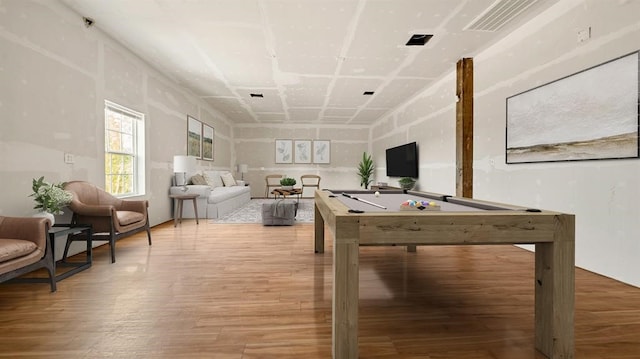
[29,176,73,226]
[398,177,416,190]
[280,177,296,190]
[357,152,374,189]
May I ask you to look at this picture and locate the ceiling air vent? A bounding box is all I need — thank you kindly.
[464,0,539,32]
[405,34,433,46]
[363,91,375,96]
[250,93,263,98]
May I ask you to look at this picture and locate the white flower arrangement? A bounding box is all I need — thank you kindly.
[29,176,73,215]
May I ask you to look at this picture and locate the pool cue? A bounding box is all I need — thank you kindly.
[342,192,387,209]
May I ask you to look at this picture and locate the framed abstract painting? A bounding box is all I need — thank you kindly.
[506,51,639,163]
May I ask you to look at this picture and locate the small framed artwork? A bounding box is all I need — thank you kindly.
[313,140,330,164]
[275,139,293,163]
[187,115,202,158]
[294,140,312,163]
[202,124,214,161]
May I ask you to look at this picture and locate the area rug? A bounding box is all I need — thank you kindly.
[210,199,314,224]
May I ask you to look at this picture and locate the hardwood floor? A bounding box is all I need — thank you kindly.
[1,219,639,358]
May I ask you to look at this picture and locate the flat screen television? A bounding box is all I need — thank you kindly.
[385,142,418,178]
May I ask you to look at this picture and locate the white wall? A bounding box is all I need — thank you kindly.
[372,0,640,287]
[0,0,234,232]
[233,124,371,197]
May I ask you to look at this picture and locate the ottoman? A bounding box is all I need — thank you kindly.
[262,199,297,226]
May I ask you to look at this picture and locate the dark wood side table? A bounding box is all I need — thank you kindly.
[271,188,302,201]
[170,193,200,226]
[54,224,93,281]
[14,224,93,290]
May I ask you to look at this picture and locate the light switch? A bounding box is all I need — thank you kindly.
[577,27,591,43]
[64,153,74,164]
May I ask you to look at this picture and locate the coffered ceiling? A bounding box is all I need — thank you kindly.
[61,0,556,125]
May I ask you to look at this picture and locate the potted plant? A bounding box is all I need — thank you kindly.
[280,177,296,190]
[357,152,374,189]
[398,177,416,190]
[29,176,73,225]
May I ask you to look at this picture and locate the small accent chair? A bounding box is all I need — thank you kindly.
[63,181,151,263]
[264,174,283,198]
[0,216,55,291]
[300,174,321,198]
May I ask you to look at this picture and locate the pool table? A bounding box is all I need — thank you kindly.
[314,189,575,359]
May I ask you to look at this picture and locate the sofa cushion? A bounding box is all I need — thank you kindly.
[208,186,248,203]
[116,211,145,226]
[203,171,225,188]
[0,239,37,263]
[221,172,237,186]
[190,174,208,185]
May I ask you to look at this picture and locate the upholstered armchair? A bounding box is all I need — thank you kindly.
[0,216,55,291]
[63,181,151,263]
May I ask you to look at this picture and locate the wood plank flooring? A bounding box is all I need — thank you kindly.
[1,219,639,358]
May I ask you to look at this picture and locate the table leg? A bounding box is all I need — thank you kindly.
[314,204,324,253]
[534,214,575,358]
[332,223,359,359]
[173,199,182,227]
[192,198,199,224]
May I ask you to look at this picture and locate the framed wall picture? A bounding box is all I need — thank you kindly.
[202,124,214,161]
[294,140,312,163]
[506,51,639,163]
[313,140,330,164]
[275,139,293,163]
[187,115,202,158]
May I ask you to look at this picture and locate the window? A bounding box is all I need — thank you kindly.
[104,101,145,197]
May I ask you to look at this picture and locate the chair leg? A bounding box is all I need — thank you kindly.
[46,265,57,292]
[110,233,116,263]
[146,223,152,245]
[44,237,57,292]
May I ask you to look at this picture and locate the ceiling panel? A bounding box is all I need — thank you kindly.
[61,0,558,126]
[350,108,392,124]
[265,0,360,75]
[289,108,322,122]
[283,76,332,107]
[327,77,385,108]
[366,78,433,108]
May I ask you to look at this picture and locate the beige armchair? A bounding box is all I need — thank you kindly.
[300,174,321,197]
[265,174,283,198]
[64,181,151,263]
[0,216,55,291]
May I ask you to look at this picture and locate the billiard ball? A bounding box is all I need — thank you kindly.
[374,191,380,197]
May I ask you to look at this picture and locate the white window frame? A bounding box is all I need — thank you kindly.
[104,100,146,197]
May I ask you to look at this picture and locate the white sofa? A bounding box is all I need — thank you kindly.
[169,170,251,219]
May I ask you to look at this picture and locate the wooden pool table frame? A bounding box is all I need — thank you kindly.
[314,189,575,359]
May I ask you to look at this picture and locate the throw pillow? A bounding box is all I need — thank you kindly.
[190,174,208,185]
[203,171,224,188]
[221,172,237,187]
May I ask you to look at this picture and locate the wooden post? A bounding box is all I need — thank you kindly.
[456,58,473,198]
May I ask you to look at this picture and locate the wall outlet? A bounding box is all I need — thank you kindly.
[577,27,591,43]
[64,153,74,164]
